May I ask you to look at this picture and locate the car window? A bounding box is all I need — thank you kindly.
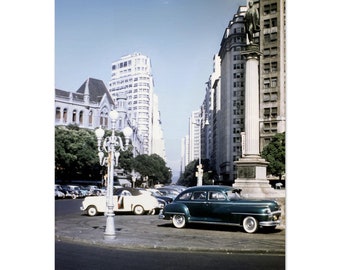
[177,192,192,200]
[208,191,226,201]
[191,191,207,200]
[226,190,241,200]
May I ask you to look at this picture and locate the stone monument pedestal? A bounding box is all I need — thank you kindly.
[233,156,280,198]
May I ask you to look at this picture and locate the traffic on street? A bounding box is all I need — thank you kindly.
[55,198,285,269]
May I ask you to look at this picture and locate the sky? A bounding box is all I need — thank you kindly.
[55,0,246,181]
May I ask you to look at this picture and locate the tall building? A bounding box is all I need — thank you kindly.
[258,0,286,148]
[206,54,221,176]
[108,52,166,160]
[218,6,248,184]
[188,110,201,163]
[180,135,189,174]
[215,0,286,184]
[151,94,166,160]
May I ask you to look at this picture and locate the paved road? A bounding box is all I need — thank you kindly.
[55,199,285,254]
[56,241,285,270]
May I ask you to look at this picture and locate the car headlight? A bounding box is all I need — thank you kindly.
[264,208,271,214]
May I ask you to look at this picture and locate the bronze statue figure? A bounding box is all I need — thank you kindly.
[245,1,260,44]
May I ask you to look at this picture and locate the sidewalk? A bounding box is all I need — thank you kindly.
[55,214,285,254]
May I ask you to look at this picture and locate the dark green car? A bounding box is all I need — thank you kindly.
[159,185,281,233]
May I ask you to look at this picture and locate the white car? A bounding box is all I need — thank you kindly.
[80,188,161,216]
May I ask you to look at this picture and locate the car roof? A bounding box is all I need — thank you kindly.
[182,185,236,192]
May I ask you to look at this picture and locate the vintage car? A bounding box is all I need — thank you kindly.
[80,187,161,216]
[159,185,281,233]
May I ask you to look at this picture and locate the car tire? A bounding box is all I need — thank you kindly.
[172,214,186,229]
[133,205,145,215]
[243,216,258,233]
[87,206,98,216]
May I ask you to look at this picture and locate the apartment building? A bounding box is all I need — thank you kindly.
[218,6,248,184]
[108,52,166,160]
[259,0,286,148]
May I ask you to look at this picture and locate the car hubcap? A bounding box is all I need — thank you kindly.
[175,216,183,224]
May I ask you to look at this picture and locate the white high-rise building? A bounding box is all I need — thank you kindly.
[109,52,165,159]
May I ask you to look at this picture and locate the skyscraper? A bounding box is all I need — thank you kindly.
[108,52,165,159]
[258,0,286,148]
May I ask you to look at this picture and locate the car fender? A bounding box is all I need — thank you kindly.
[164,202,190,217]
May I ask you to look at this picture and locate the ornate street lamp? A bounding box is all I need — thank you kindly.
[95,110,132,240]
[193,116,209,186]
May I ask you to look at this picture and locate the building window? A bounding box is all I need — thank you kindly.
[271,92,278,101]
[264,4,270,15]
[72,110,77,123]
[264,78,270,89]
[271,107,278,117]
[264,19,270,28]
[79,111,83,125]
[271,62,278,72]
[271,47,278,56]
[55,107,61,121]
[271,77,278,87]
[271,18,278,27]
[271,32,277,41]
[264,34,270,43]
[264,93,270,102]
[88,111,93,125]
[264,63,270,73]
[271,3,277,14]
[63,108,67,123]
[264,108,270,118]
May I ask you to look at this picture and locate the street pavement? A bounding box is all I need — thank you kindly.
[55,212,285,254]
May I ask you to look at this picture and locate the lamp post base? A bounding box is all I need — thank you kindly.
[104,234,116,240]
[104,212,116,240]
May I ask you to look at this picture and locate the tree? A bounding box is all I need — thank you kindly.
[131,154,172,186]
[55,126,101,181]
[261,132,285,180]
[177,159,211,187]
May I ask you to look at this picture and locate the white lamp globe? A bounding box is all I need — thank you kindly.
[109,110,119,121]
[123,126,133,138]
[95,126,105,139]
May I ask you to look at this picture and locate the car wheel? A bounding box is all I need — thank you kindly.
[87,206,98,216]
[133,205,145,215]
[172,214,186,229]
[243,216,258,233]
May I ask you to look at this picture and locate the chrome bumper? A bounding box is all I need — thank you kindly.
[259,220,281,227]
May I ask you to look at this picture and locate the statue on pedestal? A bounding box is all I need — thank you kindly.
[245,0,260,44]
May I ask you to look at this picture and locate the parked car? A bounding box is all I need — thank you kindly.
[80,187,162,216]
[159,185,281,233]
[55,186,65,199]
[156,187,180,200]
[60,185,78,199]
[147,188,174,204]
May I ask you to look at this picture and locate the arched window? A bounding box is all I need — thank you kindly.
[72,110,77,123]
[88,110,93,125]
[79,111,83,125]
[63,108,68,123]
[100,108,109,128]
[55,107,61,121]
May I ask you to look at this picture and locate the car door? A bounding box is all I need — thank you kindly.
[206,190,232,223]
[184,191,209,220]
